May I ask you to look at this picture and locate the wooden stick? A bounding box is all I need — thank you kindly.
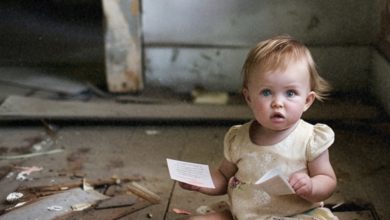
[127,182,161,204]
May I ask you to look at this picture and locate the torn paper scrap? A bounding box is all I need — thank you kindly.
[167,159,215,188]
[255,168,295,195]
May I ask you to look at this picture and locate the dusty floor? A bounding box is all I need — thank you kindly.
[0,73,389,219]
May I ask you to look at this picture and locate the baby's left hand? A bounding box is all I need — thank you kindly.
[289,172,312,199]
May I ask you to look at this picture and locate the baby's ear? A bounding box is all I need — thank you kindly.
[304,91,316,111]
[242,87,251,104]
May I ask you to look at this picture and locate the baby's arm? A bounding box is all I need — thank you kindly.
[179,159,237,196]
[289,150,337,203]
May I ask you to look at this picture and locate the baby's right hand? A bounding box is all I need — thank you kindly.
[178,182,201,191]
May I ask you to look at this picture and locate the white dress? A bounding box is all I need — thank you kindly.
[224,119,335,220]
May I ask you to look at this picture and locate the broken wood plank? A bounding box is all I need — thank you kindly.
[127,182,161,204]
[95,194,137,209]
[0,95,251,121]
[102,0,143,93]
[0,95,381,122]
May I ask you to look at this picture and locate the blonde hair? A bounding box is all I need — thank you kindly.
[242,35,330,101]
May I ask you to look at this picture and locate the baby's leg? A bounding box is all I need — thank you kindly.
[186,210,234,220]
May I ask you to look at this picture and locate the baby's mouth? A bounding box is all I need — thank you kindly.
[271,112,284,119]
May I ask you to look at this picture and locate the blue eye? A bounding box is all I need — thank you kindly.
[261,89,271,97]
[286,90,296,97]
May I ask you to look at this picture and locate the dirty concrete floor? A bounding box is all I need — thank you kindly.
[0,74,389,219]
[0,121,388,219]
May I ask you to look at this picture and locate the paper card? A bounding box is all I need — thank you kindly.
[255,168,295,195]
[166,159,215,188]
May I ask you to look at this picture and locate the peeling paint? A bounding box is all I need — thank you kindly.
[201,54,212,61]
[130,0,140,16]
[124,70,142,91]
[171,48,179,63]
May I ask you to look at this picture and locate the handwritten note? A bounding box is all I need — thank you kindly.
[166,159,215,188]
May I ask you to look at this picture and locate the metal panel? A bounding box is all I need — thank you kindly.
[144,47,248,92]
[143,0,379,46]
[144,46,371,93]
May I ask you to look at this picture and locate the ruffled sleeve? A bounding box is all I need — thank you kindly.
[223,125,241,163]
[306,123,335,161]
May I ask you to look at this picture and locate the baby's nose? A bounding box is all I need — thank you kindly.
[271,98,283,108]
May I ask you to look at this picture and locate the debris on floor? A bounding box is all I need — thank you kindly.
[0,149,64,160]
[127,182,161,204]
[5,192,23,204]
[15,166,43,181]
[95,194,137,209]
[0,173,160,220]
[0,121,63,161]
[145,129,160,136]
[172,207,192,215]
[0,188,108,220]
[191,87,229,105]
[0,76,387,219]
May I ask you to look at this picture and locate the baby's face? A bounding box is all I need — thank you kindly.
[243,59,315,131]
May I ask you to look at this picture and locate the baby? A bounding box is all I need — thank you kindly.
[180,35,338,220]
